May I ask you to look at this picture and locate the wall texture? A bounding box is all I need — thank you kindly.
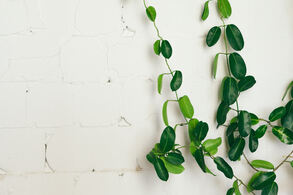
[0,0,292,194]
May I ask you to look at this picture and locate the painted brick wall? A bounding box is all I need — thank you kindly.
[0,0,292,194]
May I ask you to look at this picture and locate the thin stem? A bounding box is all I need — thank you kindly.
[174,123,188,131]
[243,153,259,172]
[259,118,274,128]
[274,150,293,171]
[233,175,256,195]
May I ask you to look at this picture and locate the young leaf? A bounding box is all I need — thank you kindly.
[161,40,173,59]
[212,53,220,79]
[188,118,199,144]
[162,100,169,126]
[179,95,194,119]
[233,180,241,195]
[206,26,222,47]
[222,77,239,105]
[261,182,278,195]
[250,113,259,125]
[250,172,276,190]
[272,126,293,145]
[153,40,161,55]
[160,126,176,153]
[194,121,209,142]
[238,75,256,92]
[153,157,169,181]
[247,171,262,192]
[157,74,164,94]
[217,101,230,126]
[217,0,232,18]
[166,152,185,165]
[170,71,182,91]
[251,160,274,170]
[281,81,293,100]
[202,1,210,21]
[226,188,235,195]
[255,125,268,139]
[281,100,293,131]
[249,130,258,153]
[192,147,207,173]
[229,52,247,79]
[269,106,286,122]
[228,138,245,161]
[238,111,251,137]
[203,137,222,155]
[162,157,185,174]
[146,6,156,22]
[214,157,234,179]
[226,24,244,51]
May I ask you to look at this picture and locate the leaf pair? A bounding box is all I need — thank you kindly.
[247,171,277,194]
[202,0,232,20]
[158,71,182,94]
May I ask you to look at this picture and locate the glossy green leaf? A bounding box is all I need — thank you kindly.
[217,101,230,126]
[192,147,207,173]
[269,106,286,122]
[233,180,241,195]
[217,0,232,18]
[170,71,182,91]
[213,53,220,79]
[179,95,194,119]
[203,137,222,155]
[238,75,256,92]
[228,138,245,161]
[206,26,221,47]
[202,1,210,21]
[157,74,164,94]
[162,100,169,126]
[188,118,199,144]
[272,126,293,145]
[238,111,251,137]
[282,81,293,100]
[251,160,274,170]
[162,157,184,174]
[166,152,184,165]
[146,151,156,164]
[194,121,209,142]
[153,157,169,181]
[160,126,176,153]
[229,53,247,79]
[226,188,235,195]
[153,40,161,55]
[250,113,259,125]
[214,157,234,179]
[247,171,262,192]
[226,122,238,148]
[255,125,268,138]
[250,172,276,190]
[161,40,172,59]
[226,24,244,51]
[261,182,278,195]
[249,130,258,153]
[281,100,293,131]
[222,77,239,105]
[153,143,163,154]
[146,6,156,22]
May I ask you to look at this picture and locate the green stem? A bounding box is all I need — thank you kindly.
[243,153,259,172]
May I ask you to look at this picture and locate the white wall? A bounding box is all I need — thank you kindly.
[0,0,292,194]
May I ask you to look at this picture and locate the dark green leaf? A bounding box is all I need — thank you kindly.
[261,182,278,195]
[146,151,156,164]
[217,101,230,126]
[203,137,222,155]
[269,106,286,122]
[250,172,276,190]
[188,118,199,144]
[161,40,172,59]
[251,160,274,170]
[238,75,256,92]
[213,53,220,79]
[229,52,247,79]
[162,100,169,126]
[233,180,241,195]
[226,188,235,195]
[170,71,182,91]
[194,121,209,142]
[226,122,238,147]
[250,113,259,125]
[157,74,164,94]
[202,1,210,21]
[160,126,176,153]
[192,147,207,173]
[226,24,244,51]
[238,111,251,137]
[153,40,161,55]
[217,0,232,18]
[291,86,293,98]
[272,126,293,145]
[166,152,185,165]
[281,100,293,131]
[162,157,184,174]
[247,171,262,192]
[214,157,234,179]
[290,161,293,168]
[228,138,245,161]
[206,26,221,47]
[146,6,156,22]
[222,77,239,105]
[249,129,258,153]
[255,125,268,138]
[153,157,169,181]
[179,95,194,119]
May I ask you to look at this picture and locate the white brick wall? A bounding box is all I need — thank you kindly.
[0,0,292,194]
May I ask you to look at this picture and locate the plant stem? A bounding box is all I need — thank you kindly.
[259,118,274,128]
[274,150,293,171]
[243,153,259,172]
[233,175,256,195]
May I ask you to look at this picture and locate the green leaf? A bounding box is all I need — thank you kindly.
[217,0,232,18]
[226,123,238,148]
[251,160,274,170]
[202,1,210,21]
[188,118,199,144]
[153,143,163,154]
[146,151,156,164]
[281,100,293,131]
[238,75,256,92]
[228,138,245,161]
[250,172,276,190]
[261,182,278,195]
[153,157,169,181]
[194,121,209,142]
[153,40,161,55]
[206,26,221,47]
[217,101,230,126]
[179,95,194,119]
[282,81,293,100]
[269,106,286,122]
[165,152,185,165]
[162,100,169,126]
[229,52,247,79]
[213,53,220,79]
[157,74,164,94]
[249,129,258,153]
[170,71,182,91]
[226,24,244,51]
[162,157,184,174]
[238,111,251,137]
[250,113,259,125]
[290,161,293,168]
[222,77,239,105]
[247,171,262,192]
[226,188,235,195]
[160,126,176,153]
[233,180,241,195]
[214,157,234,179]
[255,125,268,138]
[192,147,208,173]
[161,40,172,59]
[203,137,222,155]
[291,86,293,99]
[146,6,156,22]
[272,126,293,145]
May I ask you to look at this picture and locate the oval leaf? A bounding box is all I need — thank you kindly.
[238,111,251,137]
[179,95,194,119]
[153,157,169,181]
[160,126,175,153]
[217,0,232,18]
[202,1,210,21]
[192,147,207,173]
[203,137,222,154]
[162,100,169,126]
[146,151,156,164]
[188,118,199,144]
[233,180,241,195]
[281,100,293,131]
[261,182,278,195]
[214,157,234,179]
[238,75,256,92]
[272,126,293,145]
[217,101,230,126]
[250,172,276,190]
[247,171,262,192]
[157,74,164,94]
[251,160,274,170]
[228,138,245,161]
[226,24,244,51]
[269,106,286,122]
[249,130,258,153]
[250,113,259,125]
[213,53,220,79]
[226,123,238,148]
[255,125,268,139]
[194,121,209,142]
[170,71,182,91]
[146,6,156,22]
[153,40,161,55]
[206,26,221,47]
[162,157,184,174]
[166,152,185,165]
[222,77,239,105]
[229,52,247,79]
[161,40,173,59]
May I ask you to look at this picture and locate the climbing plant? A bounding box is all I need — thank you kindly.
[144,0,293,194]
